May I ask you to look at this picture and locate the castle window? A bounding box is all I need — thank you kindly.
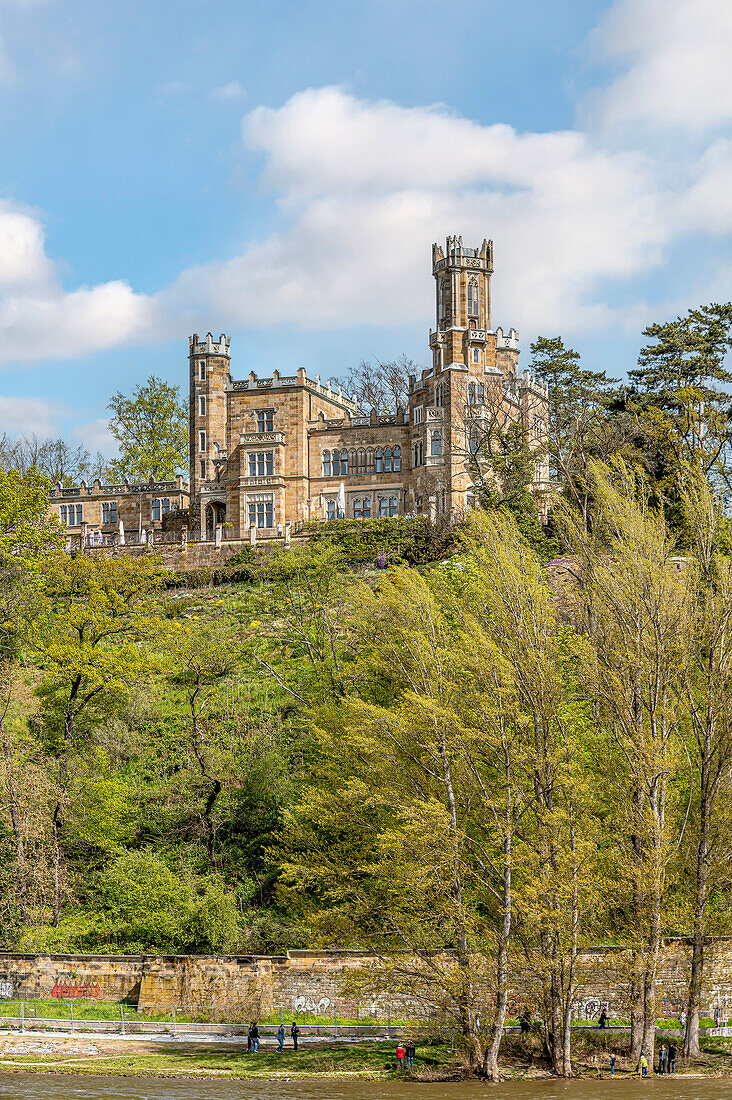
[384,447,393,472]
[199,361,206,380]
[257,410,274,432]
[199,430,206,451]
[200,460,206,478]
[199,395,206,415]
[379,496,388,517]
[332,451,340,476]
[326,500,336,521]
[356,448,366,473]
[323,450,331,476]
[60,505,67,525]
[469,429,480,454]
[151,498,170,523]
[388,496,398,517]
[468,383,476,405]
[376,447,383,473]
[431,431,442,456]
[393,446,401,472]
[413,406,424,424]
[339,450,348,475]
[250,452,274,476]
[413,440,423,467]
[467,280,479,317]
[363,498,371,518]
[472,348,480,364]
[102,501,118,525]
[249,500,274,529]
[478,383,484,402]
[435,385,443,408]
[353,499,362,519]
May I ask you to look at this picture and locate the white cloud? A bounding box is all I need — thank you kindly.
[589,0,732,132]
[0,200,158,364]
[212,80,246,101]
[71,417,117,457]
[0,394,65,436]
[161,86,671,335]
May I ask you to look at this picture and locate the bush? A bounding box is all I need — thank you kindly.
[298,517,448,566]
[162,563,258,589]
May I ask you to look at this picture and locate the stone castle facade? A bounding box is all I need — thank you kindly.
[191,236,549,539]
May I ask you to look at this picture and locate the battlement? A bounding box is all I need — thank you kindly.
[432,235,493,274]
[190,332,231,357]
[228,368,357,411]
[49,476,189,499]
[495,326,519,350]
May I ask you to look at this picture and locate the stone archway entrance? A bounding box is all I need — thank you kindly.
[202,498,226,540]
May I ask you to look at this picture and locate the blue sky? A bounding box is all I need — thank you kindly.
[0,0,730,454]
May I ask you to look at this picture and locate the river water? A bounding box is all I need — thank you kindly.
[0,1078,728,1100]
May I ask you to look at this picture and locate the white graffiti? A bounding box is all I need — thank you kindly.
[0,980,14,1000]
[293,995,331,1015]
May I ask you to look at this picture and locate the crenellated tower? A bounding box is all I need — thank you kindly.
[429,235,494,374]
[189,332,230,532]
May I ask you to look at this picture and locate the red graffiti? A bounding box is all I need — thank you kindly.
[50,980,101,999]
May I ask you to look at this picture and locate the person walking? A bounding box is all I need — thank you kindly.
[276,1023,285,1053]
[598,1009,607,1029]
[291,1021,300,1051]
[679,1009,686,1032]
[405,1040,415,1070]
[668,1043,677,1074]
[519,1009,531,1034]
[396,1043,405,1070]
[249,1022,260,1053]
[658,1044,668,1075]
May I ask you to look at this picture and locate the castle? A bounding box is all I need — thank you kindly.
[190,236,548,539]
[49,237,548,543]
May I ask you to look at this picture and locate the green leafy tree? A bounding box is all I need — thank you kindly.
[107,375,188,481]
[0,467,61,559]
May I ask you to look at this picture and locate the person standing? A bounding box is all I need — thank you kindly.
[679,1009,686,1033]
[291,1021,300,1051]
[640,1054,648,1077]
[610,1054,616,1075]
[247,1022,254,1053]
[405,1040,415,1070]
[396,1043,405,1070]
[658,1044,668,1075]
[598,1009,607,1029]
[250,1022,260,1053]
[668,1043,677,1074]
[276,1023,285,1053]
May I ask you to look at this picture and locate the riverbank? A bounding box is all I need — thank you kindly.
[0,1033,732,1080]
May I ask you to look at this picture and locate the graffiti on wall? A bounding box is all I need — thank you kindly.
[0,979,13,999]
[51,980,101,999]
[293,995,331,1015]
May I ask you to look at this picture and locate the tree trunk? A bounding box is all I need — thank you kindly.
[482,825,512,1082]
[0,709,28,922]
[685,751,711,1057]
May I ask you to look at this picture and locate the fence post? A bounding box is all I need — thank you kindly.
[20,1002,24,1033]
[70,1002,74,1031]
[120,1004,125,1035]
[172,1005,177,1037]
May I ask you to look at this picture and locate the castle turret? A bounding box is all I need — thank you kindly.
[429,236,494,375]
[189,333,230,530]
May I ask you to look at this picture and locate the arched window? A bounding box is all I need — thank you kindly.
[323,450,331,476]
[327,500,336,520]
[353,499,363,519]
[393,446,401,472]
[431,431,442,456]
[467,280,479,316]
[384,447,393,473]
[366,448,374,471]
[332,451,340,476]
[413,443,419,468]
[477,383,484,402]
[388,496,398,517]
[357,448,366,473]
[363,497,372,518]
[340,449,348,475]
[472,347,480,363]
[376,447,384,473]
[379,496,388,517]
[468,382,476,405]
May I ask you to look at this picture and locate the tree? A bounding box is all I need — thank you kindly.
[32,552,167,923]
[0,467,62,560]
[334,354,417,411]
[107,375,188,481]
[628,303,732,502]
[529,336,620,525]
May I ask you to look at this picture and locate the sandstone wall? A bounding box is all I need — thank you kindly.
[0,942,731,1017]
